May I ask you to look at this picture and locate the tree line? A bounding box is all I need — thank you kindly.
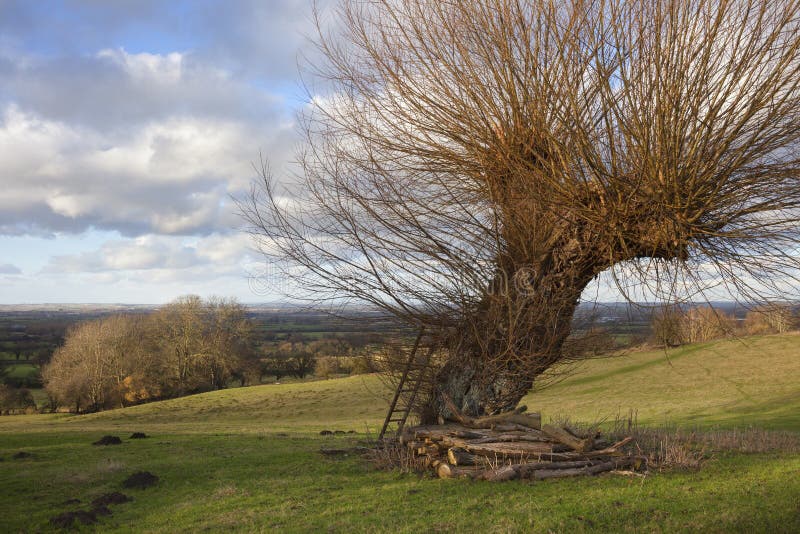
[651,304,797,348]
[39,296,376,413]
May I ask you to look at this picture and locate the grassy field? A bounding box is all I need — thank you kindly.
[2,334,800,532]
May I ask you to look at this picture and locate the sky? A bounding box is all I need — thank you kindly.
[0,0,327,303]
[0,1,792,306]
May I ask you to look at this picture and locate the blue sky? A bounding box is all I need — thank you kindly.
[0,0,325,303]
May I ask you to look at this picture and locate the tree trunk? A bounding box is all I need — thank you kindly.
[427,260,595,420]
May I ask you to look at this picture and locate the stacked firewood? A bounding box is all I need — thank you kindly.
[399,397,643,481]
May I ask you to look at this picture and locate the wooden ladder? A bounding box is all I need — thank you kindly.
[378,329,436,442]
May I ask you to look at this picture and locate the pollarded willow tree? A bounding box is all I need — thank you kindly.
[242,0,800,419]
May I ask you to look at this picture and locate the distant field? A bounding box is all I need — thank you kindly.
[1,334,799,532]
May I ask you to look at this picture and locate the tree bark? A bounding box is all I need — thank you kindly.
[429,279,587,419]
[424,240,607,421]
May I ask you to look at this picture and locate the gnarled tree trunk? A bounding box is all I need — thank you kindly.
[427,247,605,420]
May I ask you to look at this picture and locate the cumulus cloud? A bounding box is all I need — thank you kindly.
[43,233,254,275]
[3,48,284,130]
[0,88,294,237]
[0,4,310,239]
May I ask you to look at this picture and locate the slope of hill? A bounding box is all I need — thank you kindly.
[526,333,800,430]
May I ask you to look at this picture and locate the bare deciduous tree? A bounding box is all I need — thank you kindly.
[744,303,796,334]
[44,296,254,412]
[681,306,735,344]
[242,0,800,419]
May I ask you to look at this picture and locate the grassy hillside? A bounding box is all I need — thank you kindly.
[1,334,800,532]
[527,333,800,430]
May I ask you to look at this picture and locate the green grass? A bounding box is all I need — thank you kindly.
[524,333,800,430]
[2,334,800,532]
[3,363,38,380]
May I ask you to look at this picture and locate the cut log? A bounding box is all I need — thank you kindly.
[492,432,551,443]
[586,457,634,475]
[479,465,519,482]
[416,445,439,456]
[541,424,594,453]
[462,440,558,459]
[492,423,535,432]
[473,413,542,430]
[412,424,463,439]
[436,463,483,479]
[440,392,541,430]
[449,430,488,439]
[515,460,593,478]
[447,447,484,466]
[584,437,633,457]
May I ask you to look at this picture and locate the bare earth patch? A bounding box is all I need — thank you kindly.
[122,471,159,489]
[92,435,122,446]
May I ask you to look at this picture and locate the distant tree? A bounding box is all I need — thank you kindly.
[43,315,142,411]
[681,307,735,344]
[204,297,254,389]
[276,339,317,379]
[0,384,35,415]
[262,350,292,382]
[43,296,255,412]
[152,295,210,396]
[152,295,255,394]
[743,303,796,335]
[650,306,685,347]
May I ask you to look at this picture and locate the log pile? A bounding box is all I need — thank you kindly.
[399,398,644,481]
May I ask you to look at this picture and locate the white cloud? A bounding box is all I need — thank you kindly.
[97,48,184,85]
[43,233,254,275]
[0,104,294,237]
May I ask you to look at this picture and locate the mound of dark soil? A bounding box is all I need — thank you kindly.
[334,430,346,435]
[50,510,97,529]
[91,492,132,507]
[92,435,122,446]
[122,471,159,489]
[129,432,148,439]
[12,451,31,459]
[61,498,81,506]
[319,430,333,435]
[91,504,112,517]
